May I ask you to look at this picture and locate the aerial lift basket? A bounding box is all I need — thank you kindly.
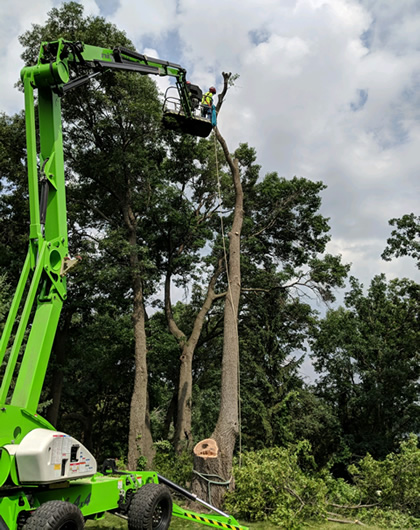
[163,85,213,138]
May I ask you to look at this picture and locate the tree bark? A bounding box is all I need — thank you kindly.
[163,391,177,440]
[126,205,155,469]
[165,260,224,452]
[192,74,244,507]
[46,312,72,426]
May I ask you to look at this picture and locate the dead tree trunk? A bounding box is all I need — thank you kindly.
[192,73,244,508]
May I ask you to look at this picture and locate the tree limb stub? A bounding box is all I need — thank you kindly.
[216,72,232,114]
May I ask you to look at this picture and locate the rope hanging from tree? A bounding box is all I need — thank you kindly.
[192,470,232,505]
[212,128,243,467]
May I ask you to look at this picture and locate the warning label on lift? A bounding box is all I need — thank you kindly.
[51,434,71,465]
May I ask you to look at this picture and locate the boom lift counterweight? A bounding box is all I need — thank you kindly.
[0,39,245,530]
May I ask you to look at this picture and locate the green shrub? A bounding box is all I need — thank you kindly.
[323,434,420,528]
[224,441,327,529]
[357,507,420,529]
[224,436,420,529]
[348,434,420,518]
[152,440,193,488]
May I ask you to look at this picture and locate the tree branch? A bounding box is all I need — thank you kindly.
[327,515,366,526]
[284,485,305,513]
[216,72,232,114]
[164,269,187,346]
[329,503,380,510]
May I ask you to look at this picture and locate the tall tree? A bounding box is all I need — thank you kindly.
[192,74,349,506]
[152,134,225,451]
[0,112,28,276]
[64,68,164,469]
[239,292,311,449]
[189,75,244,506]
[312,274,420,458]
[19,1,163,467]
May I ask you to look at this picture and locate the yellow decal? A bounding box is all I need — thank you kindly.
[184,511,242,529]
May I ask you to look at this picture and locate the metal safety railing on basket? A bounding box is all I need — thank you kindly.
[163,86,211,121]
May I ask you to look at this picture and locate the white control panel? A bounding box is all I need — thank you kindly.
[7,428,97,484]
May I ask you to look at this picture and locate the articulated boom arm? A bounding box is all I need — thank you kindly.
[0,39,245,530]
[34,39,194,117]
[0,39,202,441]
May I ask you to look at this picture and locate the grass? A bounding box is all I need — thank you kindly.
[85,512,383,529]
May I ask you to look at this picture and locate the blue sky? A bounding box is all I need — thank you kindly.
[1,0,419,380]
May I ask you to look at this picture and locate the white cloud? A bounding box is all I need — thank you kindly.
[113,0,177,49]
[0,0,100,114]
[0,0,55,114]
[0,0,419,294]
[117,0,419,290]
[79,0,100,17]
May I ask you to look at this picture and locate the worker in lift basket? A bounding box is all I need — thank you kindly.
[201,86,216,119]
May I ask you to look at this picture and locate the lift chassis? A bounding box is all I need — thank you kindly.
[0,39,246,530]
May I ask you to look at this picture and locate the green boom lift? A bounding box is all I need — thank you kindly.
[0,39,246,530]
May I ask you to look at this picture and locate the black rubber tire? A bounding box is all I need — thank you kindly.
[128,483,172,530]
[23,500,84,530]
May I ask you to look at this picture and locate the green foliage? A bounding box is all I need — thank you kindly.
[0,274,10,329]
[225,439,420,529]
[286,389,343,467]
[50,307,134,461]
[326,437,420,528]
[348,435,420,518]
[228,73,240,87]
[0,112,28,276]
[19,1,132,67]
[312,274,420,459]
[242,170,336,271]
[153,440,193,488]
[224,441,327,529]
[358,508,420,529]
[382,213,420,269]
[136,455,147,471]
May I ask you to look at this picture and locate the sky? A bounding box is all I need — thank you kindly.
[1,0,419,378]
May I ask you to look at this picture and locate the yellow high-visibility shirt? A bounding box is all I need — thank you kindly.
[202,91,213,106]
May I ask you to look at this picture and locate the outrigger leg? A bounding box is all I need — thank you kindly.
[158,474,248,530]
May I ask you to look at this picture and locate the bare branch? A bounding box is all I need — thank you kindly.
[216,72,232,114]
[327,516,366,526]
[284,485,305,514]
[329,503,380,510]
[164,269,187,346]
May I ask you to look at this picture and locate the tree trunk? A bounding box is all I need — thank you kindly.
[127,280,155,469]
[163,391,177,440]
[192,120,244,508]
[46,312,72,427]
[166,260,224,453]
[126,209,155,469]
[175,342,194,450]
